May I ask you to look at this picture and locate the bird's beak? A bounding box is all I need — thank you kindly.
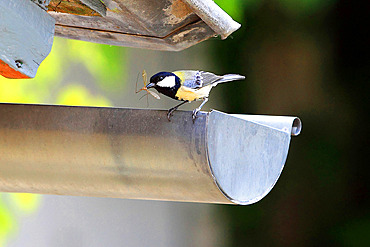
[145,82,155,89]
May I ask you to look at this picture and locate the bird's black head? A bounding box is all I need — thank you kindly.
[146,72,181,99]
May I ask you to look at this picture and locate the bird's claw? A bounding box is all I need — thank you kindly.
[167,108,175,121]
[192,109,199,122]
[167,111,173,121]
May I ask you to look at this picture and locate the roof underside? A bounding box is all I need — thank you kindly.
[48,0,241,51]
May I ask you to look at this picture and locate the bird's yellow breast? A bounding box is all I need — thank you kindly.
[175,85,212,101]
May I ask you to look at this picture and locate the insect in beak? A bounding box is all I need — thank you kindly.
[137,85,160,99]
[136,70,160,100]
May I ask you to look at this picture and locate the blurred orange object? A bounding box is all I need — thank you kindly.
[0,59,30,79]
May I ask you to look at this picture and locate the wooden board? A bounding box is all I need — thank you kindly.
[48,0,224,51]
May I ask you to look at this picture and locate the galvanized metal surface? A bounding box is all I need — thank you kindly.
[231,114,302,136]
[0,104,301,204]
[0,103,229,203]
[48,0,241,51]
[0,0,55,78]
[208,111,301,205]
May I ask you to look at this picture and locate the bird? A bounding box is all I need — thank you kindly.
[141,70,245,121]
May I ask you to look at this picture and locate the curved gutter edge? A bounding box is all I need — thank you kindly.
[182,0,241,39]
[231,114,302,136]
[204,111,237,204]
[206,110,301,205]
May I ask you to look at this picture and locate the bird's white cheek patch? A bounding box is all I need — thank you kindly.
[157,76,176,88]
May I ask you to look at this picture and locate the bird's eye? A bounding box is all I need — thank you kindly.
[159,76,164,80]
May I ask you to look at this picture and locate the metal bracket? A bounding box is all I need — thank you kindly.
[0,103,301,205]
[31,0,52,10]
[0,0,55,78]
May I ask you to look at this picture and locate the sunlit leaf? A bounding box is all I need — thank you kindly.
[67,40,126,92]
[56,84,112,107]
[0,202,15,246]
[9,193,41,214]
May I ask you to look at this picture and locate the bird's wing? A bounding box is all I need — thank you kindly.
[199,71,223,87]
[173,70,222,89]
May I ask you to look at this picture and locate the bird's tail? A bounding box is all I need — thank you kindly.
[216,74,245,85]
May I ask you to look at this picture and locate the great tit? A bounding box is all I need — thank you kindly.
[143,70,245,120]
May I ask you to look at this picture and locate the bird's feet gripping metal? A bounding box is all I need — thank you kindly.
[167,101,189,121]
[167,107,176,121]
[191,98,208,123]
[192,109,199,122]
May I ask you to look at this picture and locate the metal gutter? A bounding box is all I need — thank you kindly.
[0,103,301,204]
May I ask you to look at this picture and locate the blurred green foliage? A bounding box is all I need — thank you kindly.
[67,40,126,93]
[56,84,111,106]
[0,193,41,247]
[214,0,261,22]
[215,0,337,21]
[9,194,41,214]
[277,0,337,17]
[0,199,14,247]
[211,0,370,246]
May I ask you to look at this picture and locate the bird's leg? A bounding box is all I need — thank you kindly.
[192,98,208,121]
[167,101,188,121]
